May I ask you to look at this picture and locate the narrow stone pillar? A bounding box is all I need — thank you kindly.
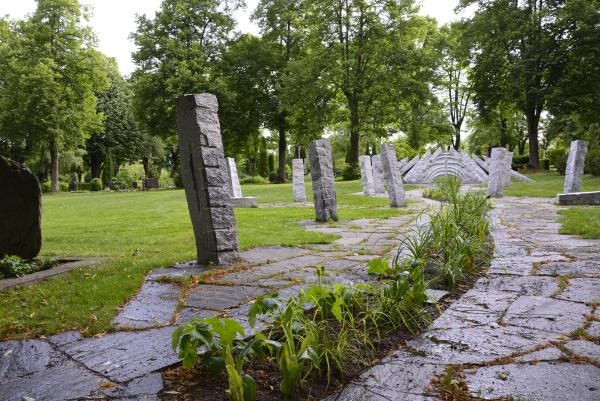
[309,139,338,221]
[371,155,385,193]
[501,149,513,188]
[380,144,406,207]
[487,147,505,198]
[292,158,307,202]
[358,155,375,196]
[176,93,240,265]
[226,157,243,198]
[564,140,589,193]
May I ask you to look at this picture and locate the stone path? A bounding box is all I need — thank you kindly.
[327,197,600,401]
[0,202,421,401]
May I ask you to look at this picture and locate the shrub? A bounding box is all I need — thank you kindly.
[341,164,360,181]
[59,181,69,192]
[512,154,529,165]
[90,178,102,191]
[548,148,568,174]
[586,148,600,176]
[540,158,550,170]
[41,181,51,193]
[240,176,268,185]
[0,255,58,279]
[268,171,279,183]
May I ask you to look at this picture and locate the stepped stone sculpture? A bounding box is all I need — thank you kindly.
[225,157,257,207]
[487,147,506,198]
[380,144,406,207]
[292,158,307,202]
[0,156,42,259]
[403,147,486,184]
[176,93,240,265]
[399,155,420,175]
[371,155,385,193]
[309,139,338,222]
[358,155,375,196]
[564,140,589,193]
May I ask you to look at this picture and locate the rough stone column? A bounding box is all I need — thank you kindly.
[176,93,240,265]
[358,155,375,196]
[371,155,385,193]
[292,158,307,202]
[564,140,589,193]
[501,149,513,188]
[380,144,406,207]
[487,147,505,198]
[226,157,243,198]
[309,139,338,222]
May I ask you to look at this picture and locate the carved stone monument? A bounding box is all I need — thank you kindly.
[501,149,513,188]
[309,139,338,222]
[371,155,385,193]
[564,140,589,193]
[380,144,406,207]
[226,157,243,198]
[487,147,506,198]
[176,93,240,265]
[358,155,375,196]
[292,158,307,202]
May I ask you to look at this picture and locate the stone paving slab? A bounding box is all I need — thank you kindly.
[112,281,180,328]
[185,284,270,310]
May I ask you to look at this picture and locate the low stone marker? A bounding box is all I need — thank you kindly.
[226,157,243,198]
[487,147,505,198]
[564,140,589,193]
[358,155,375,196]
[292,159,307,202]
[557,191,600,205]
[0,156,42,259]
[371,155,385,193]
[176,93,240,265]
[380,144,406,207]
[309,139,338,221]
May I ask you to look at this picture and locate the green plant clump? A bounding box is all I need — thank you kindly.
[0,255,58,279]
[240,176,268,185]
[586,148,600,176]
[90,177,102,191]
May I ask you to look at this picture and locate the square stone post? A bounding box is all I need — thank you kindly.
[564,140,589,193]
[487,147,505,198]
[371,154,385,193]
[226,157,243,198]
[380,144,406,207]
[358,155,375,196]
[176,93,240,265]
[309,139,338,222]
[292,158,307,202]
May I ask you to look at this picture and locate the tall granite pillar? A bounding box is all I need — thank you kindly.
[487,147,505,198]
[371,154,385,193]
[564,140,589,193]
[176,93,240,265]
[380,144,406,207]
[358,155,375,196]
[309,139,338,222]
[226,157,243,198]
[292,158,307,202]
[501,149,513,188]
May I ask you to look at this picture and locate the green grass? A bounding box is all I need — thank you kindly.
[504,171,600,197]
[0,184,413,339]
[559,207,600,239]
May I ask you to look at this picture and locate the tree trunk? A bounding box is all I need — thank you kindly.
[50,137,59,192]
[277,125,287,183]
[90,151,103,179]
[499,117,508,147]
[348,96,360,166]
[525,111,540,169]
[453,128,461,151]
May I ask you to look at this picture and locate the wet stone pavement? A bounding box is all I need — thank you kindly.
[2,196,599,401]
[326,197,600,401]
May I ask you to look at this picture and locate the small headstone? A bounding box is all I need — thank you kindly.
[0,157,42,259]
[564,140,589,193]
[308,139,338,222]
[176,93,240,265]
[292,159,307,202]
[226,157,243,198]
[371,155,385,193]
[487,147,505,198]
[358,155,375,196]
[380,144,406,207]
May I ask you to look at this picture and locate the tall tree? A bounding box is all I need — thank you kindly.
[0,0,108,191]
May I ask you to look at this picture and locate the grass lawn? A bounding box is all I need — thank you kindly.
[504,171,600,197]
[0,181,413,339]
[559,207,600,239]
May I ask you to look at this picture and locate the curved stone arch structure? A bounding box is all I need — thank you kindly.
[423,165,472,183]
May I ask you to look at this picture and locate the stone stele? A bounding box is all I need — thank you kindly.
[564,140,589,193]
[226,157,243,198]
[292,158,307,202]
[371,154,385,194]
[309,138,338,222]
[380,143,406,207]
[487,147,506,198]
[176,93,240,265]
[358,155,375,196]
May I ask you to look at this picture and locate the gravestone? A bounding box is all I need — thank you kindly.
[371,155,385,193]
[226,157,243,198]
[380,144,406,207]
[564,140,589,193]
[0,156,42,259]
[68,177,78,192]
[292,159,307,202]
[176,93,240,265]
[308,139,338,222]
[487,147,505,198]
[358,155,375,196]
